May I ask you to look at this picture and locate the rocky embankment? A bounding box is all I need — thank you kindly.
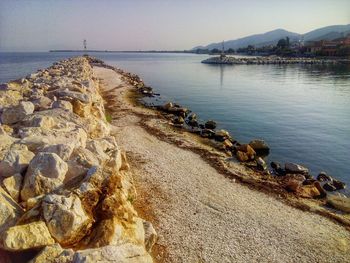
[0,57,156,262]
[201,55,347,65]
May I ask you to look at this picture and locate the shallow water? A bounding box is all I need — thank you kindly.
[1,52,349,188]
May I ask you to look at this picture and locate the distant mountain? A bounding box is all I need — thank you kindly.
[303,24,350,41]
[192,24,350,50]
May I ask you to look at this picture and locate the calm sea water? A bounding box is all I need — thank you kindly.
[1,52,350,187]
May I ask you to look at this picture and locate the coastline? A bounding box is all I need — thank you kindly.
[90,57,350,226]
[91,58,350,262]
[0,56,349,262]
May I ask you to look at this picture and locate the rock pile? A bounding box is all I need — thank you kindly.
[0,57,156,262]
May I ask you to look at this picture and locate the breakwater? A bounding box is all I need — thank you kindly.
[0,57,156,262]
[201,55,349,65]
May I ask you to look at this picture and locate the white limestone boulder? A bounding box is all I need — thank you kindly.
[42,194,92,245]
[1,221,55,251]
[1,101,34,124]
[0,144,35,177]
[0,187,24,234]
[2,173,23,202]
[21,152,68,201]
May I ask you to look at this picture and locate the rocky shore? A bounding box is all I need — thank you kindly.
[88,57,350,224]
[201,55,349,65]
[0,57,156,262]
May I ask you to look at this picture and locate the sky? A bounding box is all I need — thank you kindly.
[0,0,349,51]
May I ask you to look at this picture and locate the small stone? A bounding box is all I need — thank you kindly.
[285,162,309,174]
[204,120,216,129]
[52,100,73,111]
[0,144,35,177]
[323,182,337,192]
[317,171,333,182]
[143,221,157,252]
[2,173,23,202]
[2,221,55,251]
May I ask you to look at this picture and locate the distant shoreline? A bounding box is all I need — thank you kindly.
[49,50,194,54]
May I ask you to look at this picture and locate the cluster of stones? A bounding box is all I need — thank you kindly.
[157,101,349,212]
[201,55,341,65]
[0,57,156,262]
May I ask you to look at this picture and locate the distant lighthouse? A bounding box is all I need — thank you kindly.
[83,39,87,53]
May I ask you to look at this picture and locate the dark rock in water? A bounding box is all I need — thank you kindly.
[323,183,337,192]
[188,113,197,120]
[187,119,199,127]
[317,172,333,182]
[285,163,309,174]
[200,129,215,138]
[249,139,270,155]
[333,179,346,190]
[270,161,280,170]
[199,124,205,129]
[214,129,230,142]
[205,120,217,129]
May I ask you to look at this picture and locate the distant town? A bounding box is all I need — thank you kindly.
[195,34,350,57]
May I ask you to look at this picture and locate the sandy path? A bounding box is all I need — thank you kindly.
[94,66,350,263]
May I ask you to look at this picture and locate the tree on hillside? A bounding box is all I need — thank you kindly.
[227,48,235,54]
[277,38,287,49]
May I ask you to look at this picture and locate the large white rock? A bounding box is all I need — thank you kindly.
[1,101,35,124]
[72,243,153,263]
[0,187,24,234]
[0,144,35,177]
[21,152,68,201]
[1,221,55,251]
[39,143,75,161]
[2,173,23,202]
[42,194,92,245]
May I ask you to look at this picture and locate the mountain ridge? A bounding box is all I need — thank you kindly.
[192,24,350,50]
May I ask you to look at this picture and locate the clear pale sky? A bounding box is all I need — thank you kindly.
[0,0,349,51]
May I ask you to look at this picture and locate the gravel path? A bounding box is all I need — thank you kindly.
[94,66,350,263]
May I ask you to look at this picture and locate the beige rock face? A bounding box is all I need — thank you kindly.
[1,101,35,124]
[21,152,68,201]
[42,194,92,245]
[0,144,35,177]
[0,187,24,234]
[1,221,55,251]
[2,173,23,202]
[52,100,73,111]
[39,143,75,161]
[29,243,74,263]
[72,243,153,263]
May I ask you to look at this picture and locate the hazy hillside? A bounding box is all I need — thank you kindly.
[193,24,350,50]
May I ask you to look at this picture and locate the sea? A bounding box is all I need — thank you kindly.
[1,52,349,189]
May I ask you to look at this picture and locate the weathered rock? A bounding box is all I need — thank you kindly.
[283,174,306,192]
[0,144,35,177]
[29,243,74,263]
[332,179,346,190]
[0,187,24,234]
[214,129,230,142]
[42,194,92,245]
[2,173,23,202]
[285,162,309,174]
[298,184,321,199]
[72,243,153,263]
[236,151,249,162]
[249,139,270,155]
[200,128,215,138]
[317,172,333,182]
[1,101,35,124]
[39,143,75,161]
[323,182,337,192]
[173,116,184,125]
[236,144,255,160]
[22,115,55,129]
[1,221,55,251]
[204,120,216,129]
[327,195,350,213]
[21,152,68,201]
[143,221,157,252]
[52,100,73,111]
[31,96,52,111]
